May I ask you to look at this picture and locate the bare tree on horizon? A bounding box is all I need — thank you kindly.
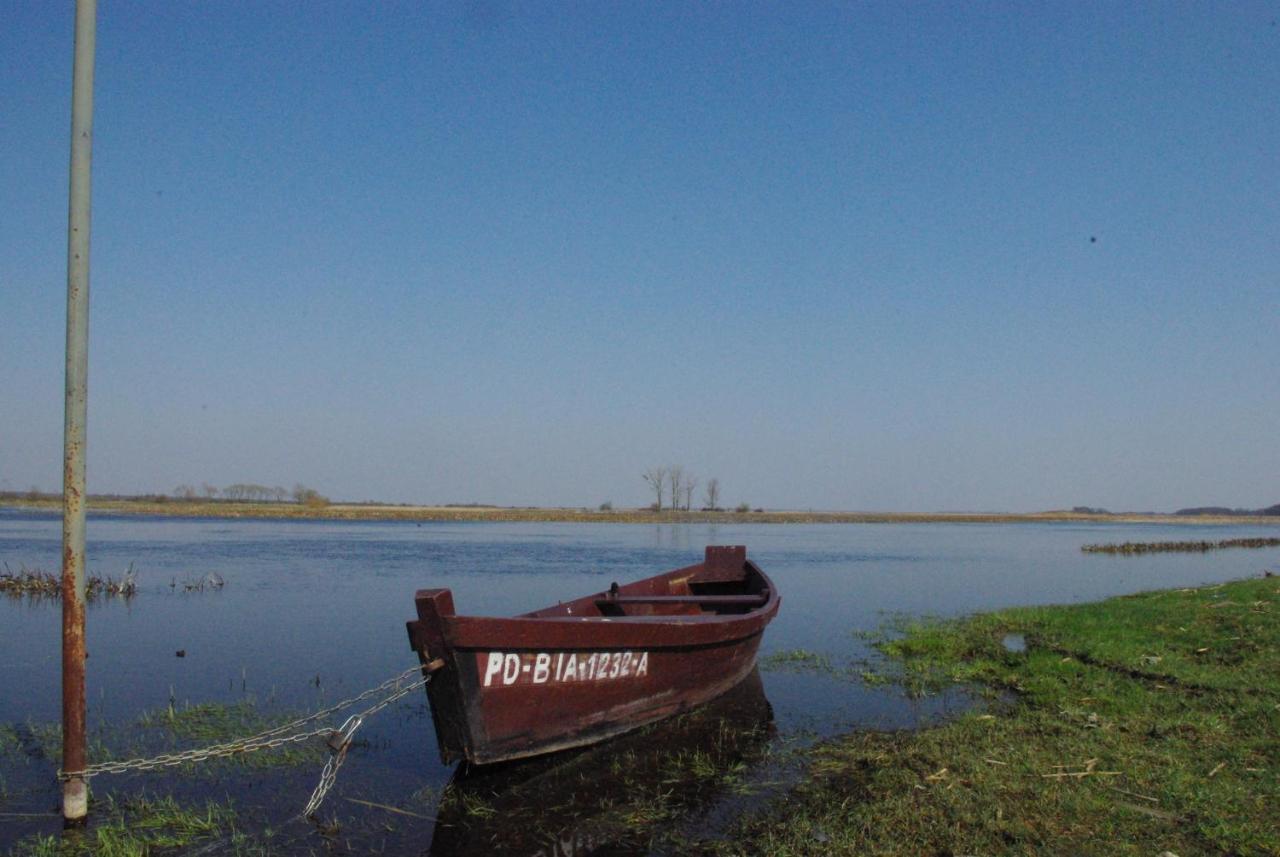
[704,477,720,510]
[642,467,667,511]
[668,465,684,512]
[683,475,697,512]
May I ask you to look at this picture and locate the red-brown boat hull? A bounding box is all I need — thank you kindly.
[406,545,779,765]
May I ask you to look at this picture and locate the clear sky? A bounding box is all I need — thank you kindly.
[2,2,1277,512]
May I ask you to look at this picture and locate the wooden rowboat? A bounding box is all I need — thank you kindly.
[406,545,779,765]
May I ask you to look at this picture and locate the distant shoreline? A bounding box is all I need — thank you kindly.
[4,499,1279,527]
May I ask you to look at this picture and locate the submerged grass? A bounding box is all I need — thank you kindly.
[9,794,240,856]
[0,725,21,757]
[2,698,321,778]
[697,575,1280,856]
[2,701,316,855]
[759,648,839,675]
[0,723,63,763]
[131,699,324,770]
[138,700,269,743]
[1083,537,1280,555]
[0,566,137,601]
[168,573,226,593]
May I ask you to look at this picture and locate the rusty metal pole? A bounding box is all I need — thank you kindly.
[61,0,97,825]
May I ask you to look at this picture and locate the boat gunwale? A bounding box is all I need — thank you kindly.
[431,560,780,650]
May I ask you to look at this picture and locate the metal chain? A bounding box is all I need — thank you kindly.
[303,667,436,817]
[61,725,337,777]
[301,715,359,819]
[58,665,431,781]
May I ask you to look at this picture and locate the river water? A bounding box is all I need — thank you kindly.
[1,510,1276,853]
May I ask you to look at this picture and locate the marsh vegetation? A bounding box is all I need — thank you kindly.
[696,576,1280,855]
[0,565,136,601]
[1082,536,1280,555]
[15,794,244,856]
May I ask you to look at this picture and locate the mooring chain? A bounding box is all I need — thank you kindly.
[303,718,355,820]
[302,665,439,818]
[60,724,338,777]
[56,665,432,789]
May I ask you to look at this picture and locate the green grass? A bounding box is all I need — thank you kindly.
[2,698,322,778]
[9,794,238,856]
[1,700,314,855]
[137,700,271,743]
[0,724,21,757]
[132,699,324,769]
[0,722,69,763]
[695,575,1280,856]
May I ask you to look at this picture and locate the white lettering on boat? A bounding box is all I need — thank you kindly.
[483,652,503,687]
[481,651,651,687]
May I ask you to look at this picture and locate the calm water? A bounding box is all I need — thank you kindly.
[1,510,1277,853]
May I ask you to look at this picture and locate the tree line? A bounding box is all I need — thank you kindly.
[641,466,725,512]
[171,483,328,505]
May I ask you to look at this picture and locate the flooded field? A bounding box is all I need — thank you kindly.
[1,510,1277,854]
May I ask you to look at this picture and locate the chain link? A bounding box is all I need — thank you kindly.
[302,714,360,818]
[301,672,436,817]
[58,665,432,781]
[172,663,438,855]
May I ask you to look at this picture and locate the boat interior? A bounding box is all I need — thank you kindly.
[520,557,770,620]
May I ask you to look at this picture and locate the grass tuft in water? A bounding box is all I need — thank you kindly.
[9,794,237,856]
[758,648,838,675]
[133,699,323,769]
[0,722,66,763]
[0,565,137,602]
[0,725,20,757]
[168,573,226,593]
[1082,537,1280,555]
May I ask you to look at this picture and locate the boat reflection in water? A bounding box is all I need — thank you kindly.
[427,668,774,856]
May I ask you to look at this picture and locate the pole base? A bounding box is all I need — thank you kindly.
[62,777,88,825]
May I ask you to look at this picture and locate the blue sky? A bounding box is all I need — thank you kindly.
[2,2,1277,511]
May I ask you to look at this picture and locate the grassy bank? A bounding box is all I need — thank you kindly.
[698,575,1279,855]
[6,498,1280,526]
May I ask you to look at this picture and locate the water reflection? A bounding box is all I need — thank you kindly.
[648,523,711,551]
[427,669,774,856]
